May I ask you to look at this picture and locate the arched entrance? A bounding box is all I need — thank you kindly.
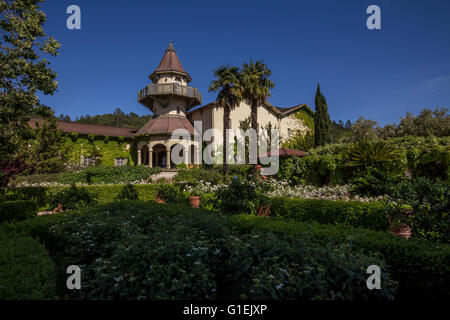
[141,145,149,166]
[152,144,167,168]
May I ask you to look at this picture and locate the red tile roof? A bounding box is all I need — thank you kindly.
[135,116,195,136]
[259,148,307,158]
[150,42,191,82]
[28,118,136,138]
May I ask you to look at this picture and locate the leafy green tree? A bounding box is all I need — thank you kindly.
[27,116,69,173]
[313,84,331,147]
[350,117,379,142]
[241,60,274,171]
[209,66,243,174]
[0,0,60,161]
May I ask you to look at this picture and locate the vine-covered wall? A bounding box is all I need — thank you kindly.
[63,133,136,166]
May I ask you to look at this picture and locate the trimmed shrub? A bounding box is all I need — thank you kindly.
[0,184,160,210]
[57,166,162,185]
[156,182,186,204]
[6,201,396,300]
[270,197,389,231]
[0,200,37,224]
[229,215,450,300]
[0,231,56,299]
[116,184,139,201]
[50,185,98,211]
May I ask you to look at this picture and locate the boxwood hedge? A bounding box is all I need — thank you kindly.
[0,200,38,224]
[229,215,450,300]
[270,197,389,231]
[4,201,396,300]
[0,231,56,299]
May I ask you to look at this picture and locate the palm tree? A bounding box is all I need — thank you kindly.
[209,66,243,175]
[241,60,274,171]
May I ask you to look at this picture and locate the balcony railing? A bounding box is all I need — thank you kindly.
[138,83,202,106]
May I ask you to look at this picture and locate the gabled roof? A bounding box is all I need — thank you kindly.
[187,101,312,118]
[135,116,195,136]
[28,118,136,138]
[150,42,191,82]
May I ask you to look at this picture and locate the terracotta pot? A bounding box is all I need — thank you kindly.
[388,209,413,239]
[189,196,200,208]
[390,224,412,239]
[53,203,63,213]
[156,194,165,204]
[257,205,270,218]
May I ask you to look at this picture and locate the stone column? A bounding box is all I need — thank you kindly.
[149,149,153,167]
[166,148,171,169]
[137,149,141,166]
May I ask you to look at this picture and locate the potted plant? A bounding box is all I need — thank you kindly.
[386,203,413,239]
[185,183,204,208]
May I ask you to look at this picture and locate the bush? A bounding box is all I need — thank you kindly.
[0,200,37,224]
[390,178,449,243]
[5,201,396,300]
[50,185,98,211]
[0,184,159,210]
[270,197,389,231]
[116,184,139,201]
[216,177,269,215]
[229,215,450,300]
[57,166,161,185]
[0,231,56,299]
[156,182,186,204]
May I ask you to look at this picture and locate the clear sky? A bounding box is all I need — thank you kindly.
[38,0,450,125]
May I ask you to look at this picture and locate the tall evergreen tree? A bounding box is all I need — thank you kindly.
[27,116,69,173]
[313,84,331,147]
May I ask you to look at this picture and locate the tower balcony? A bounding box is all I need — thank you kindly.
[138,83,202,111]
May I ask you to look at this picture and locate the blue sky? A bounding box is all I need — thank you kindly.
[38,0,450,125]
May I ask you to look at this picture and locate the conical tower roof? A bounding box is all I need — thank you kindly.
[150,42,191,82]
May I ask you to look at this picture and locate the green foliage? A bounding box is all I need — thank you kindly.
[0,184,159,210]
[377,108,449,138]
[344,140,405,196]
[25,117,69,173]
[5,201,396,300]
[313,84,331,147]
[216,177,269,215]
[50,185,98,211]
[229,215,450,300]
[0,0,60,160]
[116,184,139,201]
[0,200,37,224]
[349,117,379,142]
[69,107,152,128]
[58,166,161,185]
[270,197,388,231]
[0,231,56,299]
[390,178,449,243]
[156,182,186,204]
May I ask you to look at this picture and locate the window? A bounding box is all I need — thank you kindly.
[115,158,127,167]
[84,157,94,166]
[176,107,180,114]
[175,77,181,83]
[287,128,291,137]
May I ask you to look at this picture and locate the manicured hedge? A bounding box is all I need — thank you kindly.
[0,231,56,299]
[270,197,389,231]
[0,200,38,224]
[4,201,396,300]
[0,184,160,210]
[229,215,450,300]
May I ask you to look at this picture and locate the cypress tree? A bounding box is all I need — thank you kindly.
[314,84,331,147]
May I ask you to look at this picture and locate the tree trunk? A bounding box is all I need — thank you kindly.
[251,100,258,173]
[223,105,230,175]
